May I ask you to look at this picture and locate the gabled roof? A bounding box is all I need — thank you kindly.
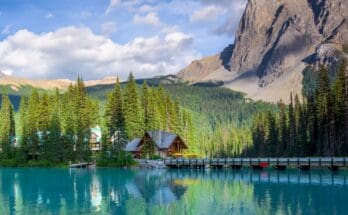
[125,138,141,152]
[146,130,183,149]
[124,130,188,152]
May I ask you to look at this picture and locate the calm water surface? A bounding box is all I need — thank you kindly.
[0,167,347,215]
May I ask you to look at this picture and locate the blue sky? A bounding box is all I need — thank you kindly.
[0,0,246,80]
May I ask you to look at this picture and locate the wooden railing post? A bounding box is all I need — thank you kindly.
[297,158,300,167]
[344,157,346,167]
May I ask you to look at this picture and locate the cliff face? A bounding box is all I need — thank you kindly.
[178,0,348,102]
[231,0,347,86]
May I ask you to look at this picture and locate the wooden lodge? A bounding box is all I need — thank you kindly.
[89,126,101,151]
[125,130,188,159]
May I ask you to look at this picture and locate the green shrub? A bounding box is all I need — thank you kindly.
[0,159,17,167]
[97,151,135,167]
[149,154,162,160]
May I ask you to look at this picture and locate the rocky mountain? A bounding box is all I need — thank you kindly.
[0,71,118,92]
[178,0,348,102]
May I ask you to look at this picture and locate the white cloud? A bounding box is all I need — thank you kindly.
[190,5,222,23]
[137,4,157,13]
[105,0,121,14]
[101,22,117,36]
[133,12,160,26]
[0,26,199,80]
[45,13,54,19]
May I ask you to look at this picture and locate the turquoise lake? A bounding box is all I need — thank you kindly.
[0,168,347,215]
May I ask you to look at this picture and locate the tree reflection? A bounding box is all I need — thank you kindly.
[0,168,347,214]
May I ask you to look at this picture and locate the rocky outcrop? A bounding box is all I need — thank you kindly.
[178,0,348,102]
[177,45,234,82]
[230,0,347,86]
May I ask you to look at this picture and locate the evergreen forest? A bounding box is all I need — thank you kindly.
[0,59,347,167]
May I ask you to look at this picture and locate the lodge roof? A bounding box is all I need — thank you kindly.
[125,130,187,152]
[125,138,141,152]
[146,130,179,149]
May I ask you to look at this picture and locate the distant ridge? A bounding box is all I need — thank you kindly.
[0,71,118,91]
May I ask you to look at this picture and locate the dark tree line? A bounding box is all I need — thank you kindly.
[248,60,348,157]
[0,73,196,166]
[0,78,99,166]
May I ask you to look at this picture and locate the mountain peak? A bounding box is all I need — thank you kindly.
[177,0,348,103]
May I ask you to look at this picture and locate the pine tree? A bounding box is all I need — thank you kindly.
[156,84,167,130]
[277,100,288,156]
[0,91,15,158]
[142,81,150,131]
[333,59,347,155]
[266,111,278,157]
[26,90,40,157]
[294,94,302,156]
[288,93,296,156]
[38,93,50,132]
[123,73,143,139]
[105,77,127,154]
[306,94,318,156]
[251,113,267,157]
[19,96,29,141]
[44,109,61,163]
[316,66,331,156]
[141,83,160,131]
[73,77,92,161]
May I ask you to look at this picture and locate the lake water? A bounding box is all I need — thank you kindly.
[0,168,347,215]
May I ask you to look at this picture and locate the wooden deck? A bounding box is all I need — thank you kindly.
[164,157,348,170]
[68,162,95,168]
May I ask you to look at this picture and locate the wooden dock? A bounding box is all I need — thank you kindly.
[68,162,95,168]
[164,157,348,170]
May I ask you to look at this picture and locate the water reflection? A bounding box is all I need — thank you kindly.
[0,168,347,214]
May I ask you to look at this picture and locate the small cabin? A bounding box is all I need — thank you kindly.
[125,130,188,158]
[90,126,101,151]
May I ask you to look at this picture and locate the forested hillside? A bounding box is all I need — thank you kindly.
[87,81,277,157]
[248,60,348,157]
[2,58,345,165]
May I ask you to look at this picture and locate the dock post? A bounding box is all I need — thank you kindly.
[344,157,346,167]
[308,157,310,167]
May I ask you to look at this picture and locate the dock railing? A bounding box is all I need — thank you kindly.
[164,157,348,170]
